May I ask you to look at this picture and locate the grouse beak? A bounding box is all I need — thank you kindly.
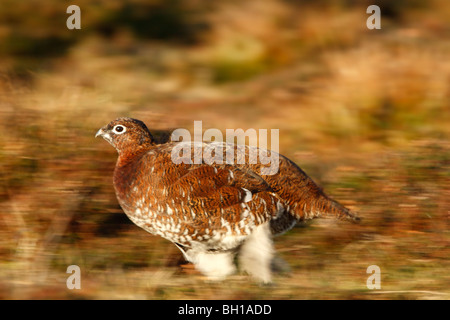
[96,126,113,144]
[95,128,104,138]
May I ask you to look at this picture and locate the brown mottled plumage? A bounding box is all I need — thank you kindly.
[96,117,359,282]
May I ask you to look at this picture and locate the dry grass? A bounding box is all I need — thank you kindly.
[0,0,449,299]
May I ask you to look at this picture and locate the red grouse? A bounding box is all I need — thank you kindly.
[96,117,359,282]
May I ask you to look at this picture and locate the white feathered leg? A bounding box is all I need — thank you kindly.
[185,249,236,281]
[238,223,274,283]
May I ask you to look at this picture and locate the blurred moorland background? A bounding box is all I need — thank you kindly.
[0,0,449,299]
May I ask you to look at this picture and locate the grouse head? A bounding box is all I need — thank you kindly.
[95,117,154,156]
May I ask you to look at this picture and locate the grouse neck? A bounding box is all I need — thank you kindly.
[113,147,151,210]
[116,144,154,168]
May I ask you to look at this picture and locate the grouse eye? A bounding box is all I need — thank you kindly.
[112,125,126,134]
